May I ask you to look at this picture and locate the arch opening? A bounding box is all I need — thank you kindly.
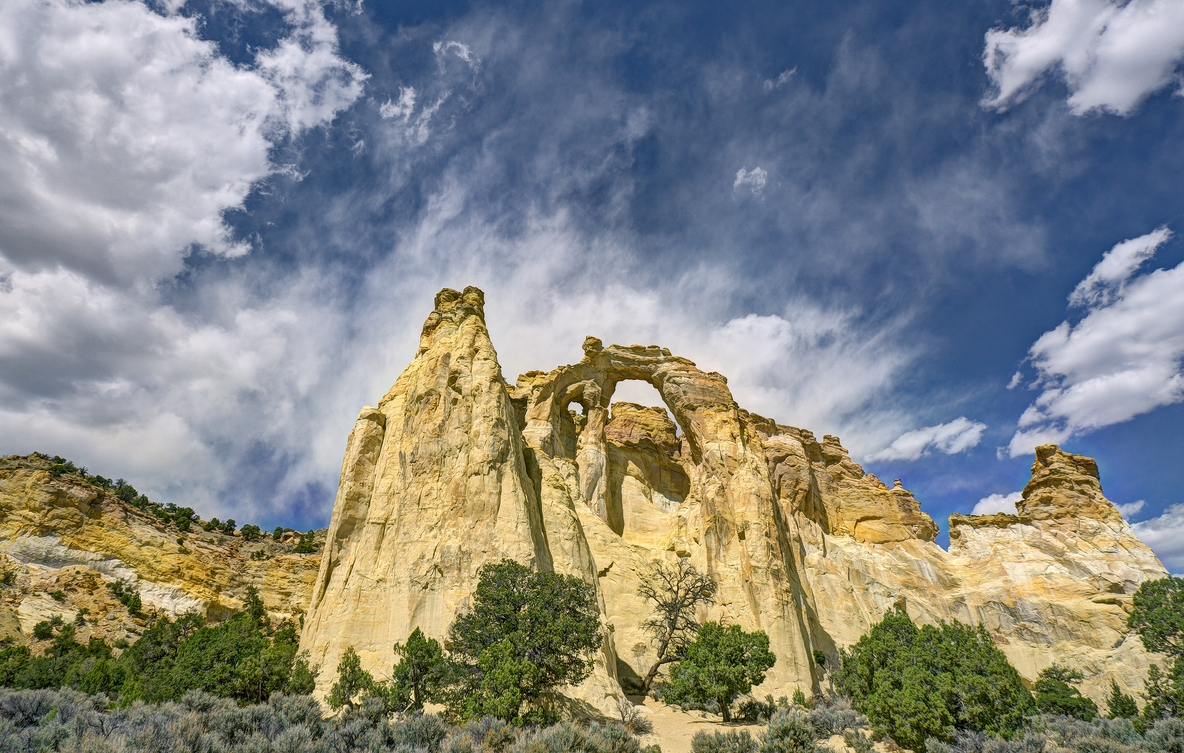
[602,378,690,540]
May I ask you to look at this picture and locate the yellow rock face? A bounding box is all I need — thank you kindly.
[0,455,322,648]
[301,286,1168,711]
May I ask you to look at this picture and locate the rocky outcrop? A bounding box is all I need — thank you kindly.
[302,287,1166,710]
[0,454,322,648]
[796,442,1165,703]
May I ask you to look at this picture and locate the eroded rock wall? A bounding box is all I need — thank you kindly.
[796,443,1167,703]
[0,455,321,648]
[302,286,1168,710]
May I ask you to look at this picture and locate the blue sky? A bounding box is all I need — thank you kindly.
[1,0,1182,570]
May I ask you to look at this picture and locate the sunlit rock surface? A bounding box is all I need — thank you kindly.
[0,455,322,648]
[302,287,1168,709]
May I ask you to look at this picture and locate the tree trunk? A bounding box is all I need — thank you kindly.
[641,633,673,695]
[641,661,662,695]
[720,698,731,723]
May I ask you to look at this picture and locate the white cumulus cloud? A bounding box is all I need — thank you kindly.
[983,0,1184,115]
[1009,227,1184,457]
[1069,226,1171,307]
[972,490,1022,515]
[1133,504,1184,573]
[0,0,364,520]
[0,0,364,284]
[866,417,987,462]
[1117,499,1146,519]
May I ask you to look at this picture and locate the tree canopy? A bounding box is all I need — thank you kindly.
[1034,664,1098,721]
[446,559,602,724]
[834,607,1033,750]
[389,628,448,712]
[0,586,314,706]
[661,621,776,722]
[1129,577,1184,659]
[1129,577,1184,725]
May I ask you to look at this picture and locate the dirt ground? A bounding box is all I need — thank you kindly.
[632,698,766,753]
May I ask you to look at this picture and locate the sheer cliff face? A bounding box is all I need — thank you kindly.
[301,288,1168,709]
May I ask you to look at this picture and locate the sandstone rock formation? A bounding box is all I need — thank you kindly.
[0,454,322,648]
[302,287,1167,710]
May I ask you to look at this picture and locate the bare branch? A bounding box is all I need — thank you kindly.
[637,559,717,695]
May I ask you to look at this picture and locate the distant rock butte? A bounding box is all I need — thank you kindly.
[0,454,323,648]
[300,287,1168,712]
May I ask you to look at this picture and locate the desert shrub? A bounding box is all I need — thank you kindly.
[806,697,867,736]
[615,696,654,736]
[391,713,453,753]
[1145,717,1184,753]
[760,709,823,753]
[444,715,519,753]
[843,730,873,753]
[692,730,758,753]
[294,532,318,553]
[106,579,142,615]
[173,507,196,532]
[241,524,262,542]
[738,695,782,724]
[222,518,237,535]
[205,517,222,532]
[923,728,1052,753]
[508,721,639,753]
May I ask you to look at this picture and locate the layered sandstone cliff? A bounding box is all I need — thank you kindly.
[302,287,1166,710]
[0,454,322,648]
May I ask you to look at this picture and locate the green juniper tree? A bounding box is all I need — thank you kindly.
[1033,664,1097,720]
[1106,679,1139,720]
[446,559,602,724]
[328,647,374,712]
[1129,576,1184,725]
[389,628,448,712]
[661,621,777,722]
[834,606,1033,750]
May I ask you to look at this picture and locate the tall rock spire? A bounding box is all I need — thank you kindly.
[301,287,552,691]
